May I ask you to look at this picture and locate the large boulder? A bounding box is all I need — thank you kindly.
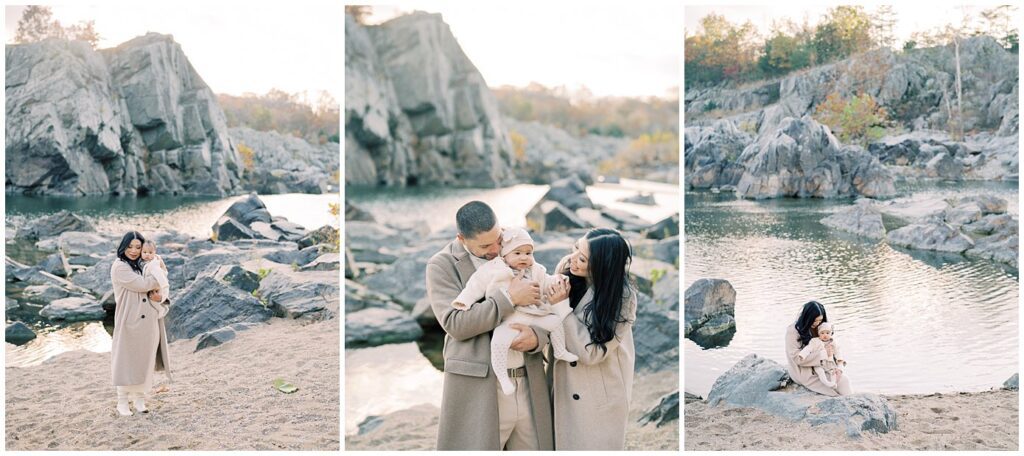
[634,291,679,373]
[255,268,339,320]
[707,354,898,437]
[526,201,589,233]
[684,120,753,189]
[736,116,896,199]
[820,199,887,240]
[69,256,116,296]
[684,279,737,349]
[6,322,37,345]
[638,390,679,428]
[1004,373,1019,391]
[166,276,275,341]
[541,176,593,211]
[345,307,423,348]
[193,322,260,352]
[14,211,95,239]
[229,127,337,194]
[40,296,105,322]
[345,12,514,187]
[886,222,975,253]
[644,214,680,240]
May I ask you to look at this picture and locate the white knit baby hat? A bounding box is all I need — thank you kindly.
[500,227,534,256]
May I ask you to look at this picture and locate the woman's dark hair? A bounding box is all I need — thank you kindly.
[116,231,146,275]
[567,228,632,354]
[794,300,828,346]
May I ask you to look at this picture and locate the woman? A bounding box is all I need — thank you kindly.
[785,300,852,396]
[546,228,636,450]
[110,231,170,416]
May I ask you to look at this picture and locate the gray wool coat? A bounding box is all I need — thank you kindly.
[547,256,636,450]
[110,260,171,386]
[426,240,554,451]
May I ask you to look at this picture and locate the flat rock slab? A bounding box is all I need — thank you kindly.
[345,307,423,348]
[707,354,898,437]
[820,200,886,240]
[40,296,105,322]
[167,276,275,341]
[886,222,974,253]
[256,269,339,320]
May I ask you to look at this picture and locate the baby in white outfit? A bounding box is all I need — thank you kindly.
[799,321,846,388]
[452,227,577,395]
[141,240,170,318]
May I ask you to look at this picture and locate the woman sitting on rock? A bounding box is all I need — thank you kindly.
[109,231,171,416]
[785,300,852,396]
[547,228,636,450]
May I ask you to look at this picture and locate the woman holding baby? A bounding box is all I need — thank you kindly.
[109,231,172,416]
[546,228,637,450]
[785,300,853,396]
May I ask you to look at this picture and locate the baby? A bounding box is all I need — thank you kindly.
[141,240,170,318]
[800,321,846,388]
[452,227,578,395]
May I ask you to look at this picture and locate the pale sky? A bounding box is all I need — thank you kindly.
[5,2,343,99]
[363,1,683,99]
[685,2,1022,46]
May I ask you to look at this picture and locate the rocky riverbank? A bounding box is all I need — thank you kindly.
[685,355,1018,450]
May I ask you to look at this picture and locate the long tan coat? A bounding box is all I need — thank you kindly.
[785,324,851,396]
[110,260,171,386]
[548,257,636,450]
[426,240,554,451]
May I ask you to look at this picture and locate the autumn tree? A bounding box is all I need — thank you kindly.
[870,5,898,49]
[685,14,760,86]
[813,6,875,63]
[14,6,101,48]
[815,92,889,146]
[346,5,373,25]
[758,19,815,77]
[979,5,1019,52]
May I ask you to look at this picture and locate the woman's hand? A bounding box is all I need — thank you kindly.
[547,275,570,303]
[148,290,163,303]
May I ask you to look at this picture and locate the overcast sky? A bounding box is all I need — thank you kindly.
[364,1,683,98]
[5,2,342,99]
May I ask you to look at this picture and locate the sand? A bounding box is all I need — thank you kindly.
[685,389,1018,451]
[346,369,679,450]
[5,318,340,451]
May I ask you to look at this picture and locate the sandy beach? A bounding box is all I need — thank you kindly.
[347,369,679,450]
[685,389,1018,450]
[6,318,339,451]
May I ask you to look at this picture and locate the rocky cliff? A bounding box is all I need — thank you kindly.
[6,34,245,196]
[345,12,514,188]
[685,37,1019,190]
[230,127,338,194]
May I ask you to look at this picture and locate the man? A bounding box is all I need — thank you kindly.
[426,201,554,450]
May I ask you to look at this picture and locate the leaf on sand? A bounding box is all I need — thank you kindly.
[273,378,298,394]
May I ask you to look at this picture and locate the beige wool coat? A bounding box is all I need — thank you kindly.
[785,324,852,396]
[110,260,171,386]
[547,256,637,450]
[426,240,554,451]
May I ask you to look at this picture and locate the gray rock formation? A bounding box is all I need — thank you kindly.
[887,222,975,253]
[6,34,244,196]
[14,211,95,240]
[345,307,423,348]
[345,12,514,187]
[6,322,37,345]
[505,118,628,184]
[820,199,887,240]
[212,193,308,242]
[1004,373,1019,391]
[634,291,680,373]
[229,126,338,194]
[707,354,898,437]
[684,120,753,189]
[736,116,896,199]
[167,276,275,341]
[684,278,736,349]
[40,296,105,322]
[256,268,338,320]
[638,390,679,428]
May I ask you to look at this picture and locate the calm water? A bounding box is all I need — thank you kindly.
[5,193,340,367]
[685,181,1019,398]
[345,179,679,434]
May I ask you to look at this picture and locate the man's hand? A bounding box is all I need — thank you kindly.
[507,272,541,307]
[508,323,539,352]
[148,290,163,303]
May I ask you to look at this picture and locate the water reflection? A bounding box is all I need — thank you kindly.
[685,182,1019,398]
[345,343,444,435]
[6,322,112,368]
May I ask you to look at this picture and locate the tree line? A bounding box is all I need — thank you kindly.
[218,90,340,145]
[685,5,1019,88]
[12,5,100,48]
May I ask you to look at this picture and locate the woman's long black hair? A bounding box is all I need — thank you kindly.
[567,228,632,354]
[116,231,146,275]
[794,300,827,347]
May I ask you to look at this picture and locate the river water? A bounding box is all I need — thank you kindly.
[684,181,1019,398]
[4,193,340,368]
[344,179,679,435]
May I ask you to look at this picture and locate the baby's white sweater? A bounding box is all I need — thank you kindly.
[452,258,558,311]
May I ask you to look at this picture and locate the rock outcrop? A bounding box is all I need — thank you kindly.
[229,127,339,194]
[684,278,736,349]
[345,12,514,187]
[6,34,244,196]
[820,199,887,240]
[736,116,896,199]
[684,120,753,189]
[706,354,898,437]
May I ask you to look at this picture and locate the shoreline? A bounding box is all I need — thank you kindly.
[6,318,340,451]
[685,388,1018,450]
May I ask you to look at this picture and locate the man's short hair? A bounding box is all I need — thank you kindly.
[456,201,497,239]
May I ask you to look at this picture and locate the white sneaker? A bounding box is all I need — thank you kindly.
[116,401,133,417]
[133,398,148,414]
